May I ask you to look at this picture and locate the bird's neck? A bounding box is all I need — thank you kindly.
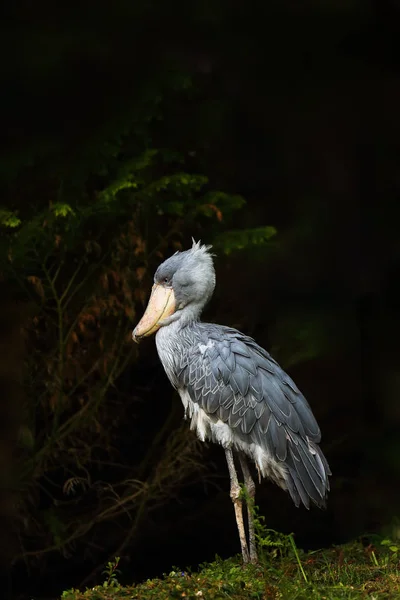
[178,303,203,327]
[155,313,197,384]
[156,305,201,345]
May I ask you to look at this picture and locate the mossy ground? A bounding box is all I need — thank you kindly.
[61,539,400,600]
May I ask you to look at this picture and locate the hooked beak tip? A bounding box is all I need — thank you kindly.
[132,329,141,344]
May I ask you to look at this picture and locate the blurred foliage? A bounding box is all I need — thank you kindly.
[213,226,277,255]
[0,59,276,583]
[0,209,21,228]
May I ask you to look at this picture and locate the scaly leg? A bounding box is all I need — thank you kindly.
[239,453,258,564]
[225,448,250,563]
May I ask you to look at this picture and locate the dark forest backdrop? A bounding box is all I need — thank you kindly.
[1,1,400,598]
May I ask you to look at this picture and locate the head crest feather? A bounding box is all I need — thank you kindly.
[190,238,214,257]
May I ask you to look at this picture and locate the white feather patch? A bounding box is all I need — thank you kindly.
[178,389,287,488]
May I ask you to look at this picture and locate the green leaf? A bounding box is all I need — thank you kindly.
[0,209,21,228]
[99,181,138,203]
[52,203,75,218]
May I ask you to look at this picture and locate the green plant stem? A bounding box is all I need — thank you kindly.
[289,534,308,583]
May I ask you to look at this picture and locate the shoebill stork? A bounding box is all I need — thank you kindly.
[132,241,330,563]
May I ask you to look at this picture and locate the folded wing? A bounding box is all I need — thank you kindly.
[177,324,331,509]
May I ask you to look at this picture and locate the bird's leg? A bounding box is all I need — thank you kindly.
[224,448,250,564]
[239,453,258,564]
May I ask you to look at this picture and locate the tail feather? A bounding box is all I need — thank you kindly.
[285,438,330,509]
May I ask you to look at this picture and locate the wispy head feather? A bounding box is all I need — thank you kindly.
[190,238,215,258]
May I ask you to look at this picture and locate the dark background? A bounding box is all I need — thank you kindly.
[1,1,400,598]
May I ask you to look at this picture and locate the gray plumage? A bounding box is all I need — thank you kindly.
[134,241,331,511]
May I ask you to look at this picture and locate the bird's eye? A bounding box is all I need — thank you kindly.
[164,277,170,284]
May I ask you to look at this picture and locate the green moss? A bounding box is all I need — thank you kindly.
[60,540,400,600]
